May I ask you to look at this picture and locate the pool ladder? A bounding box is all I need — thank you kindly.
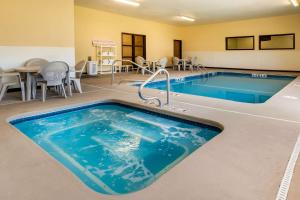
[138,69,170,108]
[111,60,171,108]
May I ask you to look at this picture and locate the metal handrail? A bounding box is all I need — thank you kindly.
[199,64,208,74]
[138,68,170,108]
[111,59,154,85]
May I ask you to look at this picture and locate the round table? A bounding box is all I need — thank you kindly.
[14,66,40,101]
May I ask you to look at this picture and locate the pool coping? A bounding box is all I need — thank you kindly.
[8,100,224,195]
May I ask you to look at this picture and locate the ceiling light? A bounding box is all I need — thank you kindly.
[290,0,299,7]
[179,16,195,22]
[114,0,140,7]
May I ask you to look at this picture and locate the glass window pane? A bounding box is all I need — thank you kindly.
[226,36,254,50]
[260,35,294,49]
[122,34,132,45]
[122,46,132,57]
[135,35,144,46]
[135,47,144,57]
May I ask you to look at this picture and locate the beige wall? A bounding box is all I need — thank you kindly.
[75,6,181,64]
[181,14,300,71]
[0,0,75,68]
[0,0,74,47]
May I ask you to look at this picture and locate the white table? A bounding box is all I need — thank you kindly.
[14,66,40,101]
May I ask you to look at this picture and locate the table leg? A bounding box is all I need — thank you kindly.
[26,72,32,101]
[66,72,72,97]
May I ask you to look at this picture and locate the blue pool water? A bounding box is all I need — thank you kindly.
[10,102,221,195]
[142,72,295,103]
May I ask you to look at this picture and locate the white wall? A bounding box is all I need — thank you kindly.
[186,50,300,71]
[0,46,75,70]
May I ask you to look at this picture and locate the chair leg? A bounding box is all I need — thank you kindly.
[0,84,9,102]
[56,85,61,95]
[73,79,82,93]
[20,82,25,101]
[71,80,77,91]
[61,84,67,99]
[41,83,47,102]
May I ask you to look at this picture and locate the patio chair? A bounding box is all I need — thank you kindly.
[184,57,194,71]
[0,67,25,102]
[24,58,49,67]
[173,57,182,71]
[70,60,87,93]
[191,56,204,70]
[38,61,69,102]
[135,56,150,75]
[24,58,49,98]
[157,57,168,71]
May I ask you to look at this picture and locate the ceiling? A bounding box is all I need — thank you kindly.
[75,0,300,25]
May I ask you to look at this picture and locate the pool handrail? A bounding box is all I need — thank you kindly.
[111,60,170,108]
[138,68,170,108]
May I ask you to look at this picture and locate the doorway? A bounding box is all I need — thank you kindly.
[174,40,182,59]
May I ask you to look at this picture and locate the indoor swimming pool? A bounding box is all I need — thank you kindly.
[10,102,221,195]
[141,72,295,103]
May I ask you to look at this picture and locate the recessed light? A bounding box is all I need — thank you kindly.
[290,0,299,7]
[114,0,140,7]
[178,16,195,22]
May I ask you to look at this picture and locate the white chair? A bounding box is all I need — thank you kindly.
[0,67,25,102]
[70,60,86,94]
[184,57,194,71]
[190,56,203,71]
[24,58,49,67]
[135,56,150,75]
[173,57,182,71]
[38,62,69,102]
[24,58,49,99]
[157,57,168,71]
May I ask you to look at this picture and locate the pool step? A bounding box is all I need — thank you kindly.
[126,111,181,130]
[110,123,162,143]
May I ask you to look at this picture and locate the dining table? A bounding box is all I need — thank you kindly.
[14,66,72,101]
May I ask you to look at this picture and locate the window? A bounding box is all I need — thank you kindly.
[259,33,295,50]
[226,36,255,50]
[121,33,146,64]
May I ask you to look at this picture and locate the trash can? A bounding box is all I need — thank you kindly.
[87,61,98,76]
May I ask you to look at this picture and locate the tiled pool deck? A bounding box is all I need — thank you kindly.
[1,69,300,200]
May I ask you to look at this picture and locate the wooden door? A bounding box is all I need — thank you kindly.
[174,40,182,59]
